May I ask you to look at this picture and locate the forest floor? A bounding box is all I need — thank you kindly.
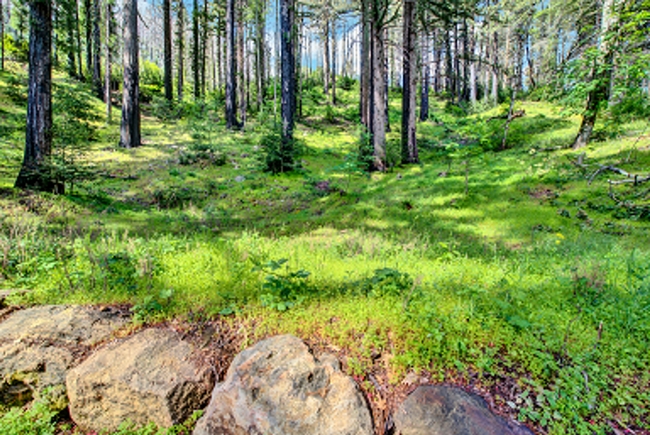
[1,62,649,434]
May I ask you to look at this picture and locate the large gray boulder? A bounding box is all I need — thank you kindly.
[193,334,374,435]
[67,328,214,432]
[0,305,129,406]
[394,385,534,435]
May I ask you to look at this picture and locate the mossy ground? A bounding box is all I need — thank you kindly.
[1,61,649,434]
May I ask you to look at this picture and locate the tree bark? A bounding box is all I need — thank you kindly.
[92,0,101,99]
[323,14,330,98]
[84,0,91,79]
[237,0,246,126]
[0,0,4,71]
[225,0,239,129]
[105,0,111,121]
[176,0,185,102]
[192,0,199,100]
[360,0,370,128]
[280,0,295,169]
[401,0,417,164]
[119,0,140,149]
[370,9,386,171]
[331,17,336,105]
[255,0,266,112]
[163,0,173,101]
[15,0,57,192]
[420,32,430,121]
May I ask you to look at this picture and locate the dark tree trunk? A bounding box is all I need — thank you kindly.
[105,0,111,121]
[0,0,4,71]
[176,0,185,102]
[163,0,173,101]
[201,0,208,96]
[401,0,417,164]
[360,0,370,128]
[225,0,239,129]
[237,0,246,126]
[119,0,140,149]
[192,0,199,100]
[255,0,266,112]
[84,0,91,79]
[331,18,336,105]
[420,32,430,121]
[280,0,295,169]
[323,16,330,98]
[16,0,58,192]
[92,0,101,99]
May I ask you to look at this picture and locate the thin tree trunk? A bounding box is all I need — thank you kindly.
[371,12,386,171]
[76,0,83,78]
[255,0,265,112]
[469,23,477,104]
[323,16,330,98]
[85,0,91,79]
[331,17,336,105]
[360,0,370,127]
[225,0,239,129]
[163,0,172,101]
[192,0,199,100]
[401,0,417,164]
[491,29,498,104]
[16,0,56,192]
[92,0,101,99]
[237,0,246,125]
[420,31,430,121]
[0,0,4,71]
[119,0,140,149]
[279,0,295,170]
[105,0,111,121]
[201,0,208,96]
[176,0,185,102]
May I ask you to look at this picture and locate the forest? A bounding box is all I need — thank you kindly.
[0,0,649,433]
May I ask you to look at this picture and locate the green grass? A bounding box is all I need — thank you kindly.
[1,65,649,434]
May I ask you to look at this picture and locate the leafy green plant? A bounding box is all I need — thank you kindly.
[132,288,174,322]
[253,258,311,311]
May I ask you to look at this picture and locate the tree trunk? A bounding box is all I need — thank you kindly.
[255,0,266,112]
[176,0,185,102]
[92,0,101,99]
[280,0,295,170]
[105,0,111,121]
[360,0,370,128]
[491,29,498,104]
[572,0,616,149]
[420,31,430,121]
[163,0,173,101]
[0,0,4,71]
[16,0,57,192]
[323,16,330,98]
[84,0,91,79]
[371,13,386,171]
[331,17,336,105]
[401,0,417,164]
[237,0,246,126]
[200,0,208,96]
[119,0,140,149]
[225,0,239,129]
[192,0,199,100]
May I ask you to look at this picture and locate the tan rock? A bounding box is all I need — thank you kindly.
[0,305,128,406]
[193,334,373,435]
[67,328,214,432]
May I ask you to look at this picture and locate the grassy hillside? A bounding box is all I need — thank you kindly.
[1,61,649,434]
